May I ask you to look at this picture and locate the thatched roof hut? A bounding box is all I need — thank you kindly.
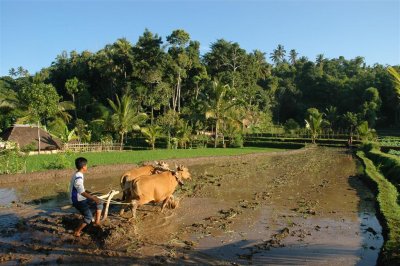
[1,124,62,151]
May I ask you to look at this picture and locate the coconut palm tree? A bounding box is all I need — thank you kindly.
[206,80,240,148]
[325,106,338,130]
[269,44,286,65]
[289,49,298,65]
[141,125,162,150]
[305,108,324,144]
[108,94,147,150]
[57,101,75,123]
[177,121,192,149]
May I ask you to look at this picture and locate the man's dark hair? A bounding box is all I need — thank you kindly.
[75,157,88,170]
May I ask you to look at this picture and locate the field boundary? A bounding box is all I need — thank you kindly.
[356,151,400,265]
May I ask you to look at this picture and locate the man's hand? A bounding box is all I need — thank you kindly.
[93,196,101,205]
[81,191,101,204]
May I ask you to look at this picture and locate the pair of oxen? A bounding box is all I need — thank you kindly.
[119,162,191,218]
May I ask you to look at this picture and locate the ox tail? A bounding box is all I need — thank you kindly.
[130,180,141,200]
[120,174,129,190]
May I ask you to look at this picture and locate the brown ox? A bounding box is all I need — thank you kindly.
[120,161,169,201]
[123,165,191,218]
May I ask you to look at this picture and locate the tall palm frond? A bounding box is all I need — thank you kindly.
[108,93,147,150]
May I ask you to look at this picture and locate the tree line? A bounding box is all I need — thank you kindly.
[0,29,399,149]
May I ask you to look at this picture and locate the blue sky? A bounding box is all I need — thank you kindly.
[0,0,399,76]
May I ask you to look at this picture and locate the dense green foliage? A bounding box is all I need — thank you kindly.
[0,149,27,174]
[357,151,400,264]
[24,147,284,172]
[1,29,399,147]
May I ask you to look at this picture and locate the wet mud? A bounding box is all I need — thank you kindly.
[0,147,383,265]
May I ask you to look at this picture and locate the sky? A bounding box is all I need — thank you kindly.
[0,0,399,76]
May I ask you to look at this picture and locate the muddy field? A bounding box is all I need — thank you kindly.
[0,147,383,265]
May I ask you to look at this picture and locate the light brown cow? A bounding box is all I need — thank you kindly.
[125,165,191,218]
[119,161,169,201]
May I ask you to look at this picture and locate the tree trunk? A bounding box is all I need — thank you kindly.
[151,107,154,125]
[195,83,199,100]
[37,120,41,154]
[120,133,124,151]
[72,93,77,120]
[178,76,181,113]
[214,120,219,148]
[168,130,171,149]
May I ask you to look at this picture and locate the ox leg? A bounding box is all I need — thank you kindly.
[119,206,125,216]
[130,200,138,219]
[161,195,173,212]
[119,195,127,216]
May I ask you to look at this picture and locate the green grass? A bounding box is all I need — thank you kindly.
[365,148,400,191]
[24,147,286,173]
[357,151,400,264]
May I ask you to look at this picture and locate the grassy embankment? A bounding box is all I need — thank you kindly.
[357,150,400,265]
[24,147,287,173]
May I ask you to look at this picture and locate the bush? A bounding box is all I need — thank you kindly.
[359,141,380,152]
[365,148,400,191]
[42,153,71,170]
[21,141,38,153]
[284,119,300,135]
[0,148,27,174]
[229,134,243,148]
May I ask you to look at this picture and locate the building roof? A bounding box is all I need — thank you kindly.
[1,124,62,150]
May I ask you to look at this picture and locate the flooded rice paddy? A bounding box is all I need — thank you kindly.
[0,147,383,265]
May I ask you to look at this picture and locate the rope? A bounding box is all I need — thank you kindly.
[90,185,121,194]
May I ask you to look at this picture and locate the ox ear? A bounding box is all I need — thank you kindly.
[154,161,159,165]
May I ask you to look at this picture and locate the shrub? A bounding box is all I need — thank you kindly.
[365,148,400,190]
[0,148,27,174]
[359,141,380,152]
[42,153,71,170]
[284,119,300,135]
[21,141,38,153]
[229,134,243,148]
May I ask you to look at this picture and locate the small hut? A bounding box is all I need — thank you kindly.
[0,124,62,151]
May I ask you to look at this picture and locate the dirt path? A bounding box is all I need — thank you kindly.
[0,147,383,265]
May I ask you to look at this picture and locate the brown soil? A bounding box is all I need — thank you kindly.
[0,147,383,265]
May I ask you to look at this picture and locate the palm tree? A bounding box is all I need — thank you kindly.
[316,54,325,71]
[141,125,162,150]
[289,49,298,65]
[270,44,286,65]
[57,101,75,123]
[8,68,17,78]
[206,80,239,148]
[177,121,192,149]
[305,108,324,144]
[65,77,82,120]
[325,106,338,130]
[108,94,147,150]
